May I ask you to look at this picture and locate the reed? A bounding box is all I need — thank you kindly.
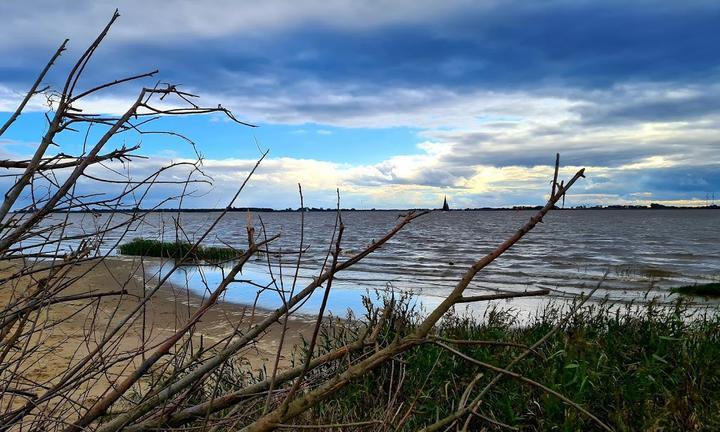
[297,298,720,431]
[671,282,720,297]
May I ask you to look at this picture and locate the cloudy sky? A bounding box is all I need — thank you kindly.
[1,1,719,209]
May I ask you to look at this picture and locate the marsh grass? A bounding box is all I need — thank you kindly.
[615,264,677,279]
[671,282,720,298]
[298,298,720,431]
[118,238,240,263]
[124,295,719,430]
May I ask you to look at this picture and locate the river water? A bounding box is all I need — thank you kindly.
[23,209,720,317]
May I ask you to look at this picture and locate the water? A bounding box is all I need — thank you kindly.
[19,209,720,316]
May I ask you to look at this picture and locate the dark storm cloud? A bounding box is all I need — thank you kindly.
[573,87,720,126]
[2,1,719,98]
[571,164,720,203]
[640,165,720,194]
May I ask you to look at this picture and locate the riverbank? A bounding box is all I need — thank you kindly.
[3,257,719,429]
[0,257,314,403]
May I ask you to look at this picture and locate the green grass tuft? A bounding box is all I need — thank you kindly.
[118,238,241,263]
[671,282,720,297]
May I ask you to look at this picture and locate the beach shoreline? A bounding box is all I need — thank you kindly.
[0,257,314,405]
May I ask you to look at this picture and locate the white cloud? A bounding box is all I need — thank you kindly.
[4,78,719,208]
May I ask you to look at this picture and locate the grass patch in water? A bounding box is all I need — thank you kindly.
[641,267,676,278]
[671,282,720,297]
[118,238,240,263]
[615,264,676,279]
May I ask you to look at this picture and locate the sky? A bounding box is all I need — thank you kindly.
[1,1,719,209]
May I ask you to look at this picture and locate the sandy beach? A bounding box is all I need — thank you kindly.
[0,257,314,406]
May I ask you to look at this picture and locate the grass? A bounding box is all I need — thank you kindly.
[615,264,677,279]
[297,298,720,431]
[118,238,240,263]
[671,282,720,297]
[123,296,720,430]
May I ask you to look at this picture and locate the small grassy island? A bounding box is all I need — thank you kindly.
[119,238,240,263]
[671,282,720,297]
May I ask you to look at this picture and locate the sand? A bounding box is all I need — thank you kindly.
[0,257,314,408]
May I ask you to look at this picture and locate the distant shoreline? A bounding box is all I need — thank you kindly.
[13,204,719,213]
